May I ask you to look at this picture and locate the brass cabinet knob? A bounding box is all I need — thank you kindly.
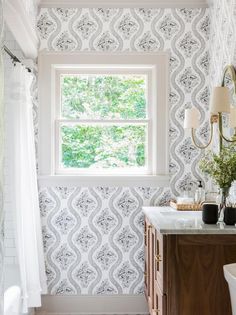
[148,224,153,229]
[155,254,162,262]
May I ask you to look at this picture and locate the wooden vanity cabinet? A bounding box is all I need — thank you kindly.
[144,217,236,315]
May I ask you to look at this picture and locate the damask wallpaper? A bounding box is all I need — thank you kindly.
[209,0,236,86]
[37,7,210,295]
[40,186,167,294]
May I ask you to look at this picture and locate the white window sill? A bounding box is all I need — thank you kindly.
[38,174,170,187]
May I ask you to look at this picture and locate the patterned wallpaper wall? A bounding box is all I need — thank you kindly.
[37,8,210,295]
[209,0,236,87]
[40,186,165,294]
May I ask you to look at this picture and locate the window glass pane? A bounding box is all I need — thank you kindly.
[61,75,147,119]
[61,124,147,169]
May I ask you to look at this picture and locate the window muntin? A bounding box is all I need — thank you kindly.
[56,71,150,174]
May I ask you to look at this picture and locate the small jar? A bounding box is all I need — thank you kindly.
[224,207,236,225]
[202,203,218,224]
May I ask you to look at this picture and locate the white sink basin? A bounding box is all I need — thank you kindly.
[159,210,202,228]
[160,211,202,218]
[224,263,236,315]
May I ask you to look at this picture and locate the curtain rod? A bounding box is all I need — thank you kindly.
[3,45,31,73]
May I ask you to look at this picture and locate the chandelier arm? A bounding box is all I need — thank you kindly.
[218,128,236,143]
[191,122,213,149]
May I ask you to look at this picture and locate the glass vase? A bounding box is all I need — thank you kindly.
[218,187,230,222]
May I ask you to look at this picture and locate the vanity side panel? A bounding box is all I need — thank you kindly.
[167,234,236,315]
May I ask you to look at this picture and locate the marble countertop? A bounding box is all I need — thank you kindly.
[143,206,236,234]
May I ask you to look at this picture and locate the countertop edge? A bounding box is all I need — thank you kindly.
[143,206,236,235]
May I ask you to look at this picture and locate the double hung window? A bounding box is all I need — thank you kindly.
[38,53,169,186]
[56,70,150,174]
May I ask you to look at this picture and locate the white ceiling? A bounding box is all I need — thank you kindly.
[39,0,209,8]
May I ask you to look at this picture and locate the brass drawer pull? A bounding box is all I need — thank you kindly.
[155,254,162,262]
[153,309,160,313]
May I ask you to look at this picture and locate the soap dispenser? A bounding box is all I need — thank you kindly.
[195,180,205,203]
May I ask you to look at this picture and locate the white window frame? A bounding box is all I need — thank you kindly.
[38,52,170,187]
[56,68,151,175]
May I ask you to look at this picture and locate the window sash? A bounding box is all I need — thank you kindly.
[60,73,148,120]
[55,120,151,175]
[56,68,151,121]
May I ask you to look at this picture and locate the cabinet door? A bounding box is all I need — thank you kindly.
[144,219,154,312]
[154,229,165,293]
[152,282,166,315]
[144,219,148,300]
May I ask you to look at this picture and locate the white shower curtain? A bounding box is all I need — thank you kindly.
[5,61,47,313]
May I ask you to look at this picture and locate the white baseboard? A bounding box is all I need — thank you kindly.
[36,294,148,315]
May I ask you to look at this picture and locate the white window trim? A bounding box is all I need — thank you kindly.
[39,0,208,9]
[38,51,170,187]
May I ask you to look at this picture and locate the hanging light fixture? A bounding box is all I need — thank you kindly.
[184,65,236,151]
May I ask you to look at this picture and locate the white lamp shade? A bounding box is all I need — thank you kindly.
[230,107,236,128]
[184,108,200,129]
[210,86,230,114]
